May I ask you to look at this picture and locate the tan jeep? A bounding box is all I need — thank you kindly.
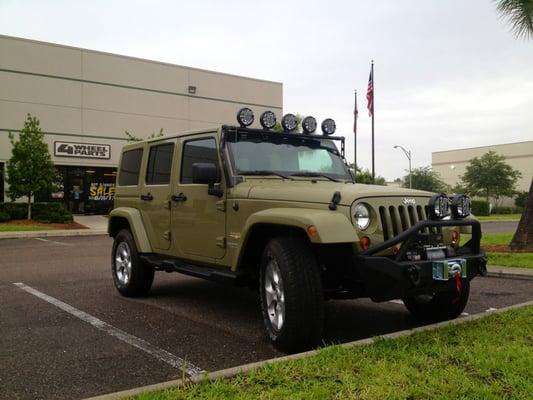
[109,109,486,353]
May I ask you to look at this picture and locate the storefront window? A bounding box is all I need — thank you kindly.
[45,166,117,215]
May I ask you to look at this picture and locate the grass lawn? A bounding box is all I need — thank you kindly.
[480,232,514,246]
[134,306,533,400]
[487,253,533,269]
[460,233,533,269]
[476,214,522,222]
[0,223,58,232]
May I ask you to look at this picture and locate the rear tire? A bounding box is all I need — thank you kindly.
[259,236,324,353]
[112,229,154,297]
[403,280,470,322]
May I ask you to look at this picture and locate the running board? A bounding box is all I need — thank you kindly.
[140,254,240,285]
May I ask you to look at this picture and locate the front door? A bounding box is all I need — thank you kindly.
[171,135,226,260]
[139,141,175,251]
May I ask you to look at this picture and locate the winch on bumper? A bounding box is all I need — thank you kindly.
[355,219,487,302]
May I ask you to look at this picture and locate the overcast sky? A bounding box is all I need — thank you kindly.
[1,0,532,180]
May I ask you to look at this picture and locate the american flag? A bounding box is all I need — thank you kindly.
[366,67,374,117]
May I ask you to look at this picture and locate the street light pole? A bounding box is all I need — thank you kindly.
[393,145,412,189]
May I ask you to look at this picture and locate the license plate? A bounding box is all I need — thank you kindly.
[432,259,467,281]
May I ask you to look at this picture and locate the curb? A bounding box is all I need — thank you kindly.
[0,230,107,240]
[487,265,533,280]
[84,300,533,400]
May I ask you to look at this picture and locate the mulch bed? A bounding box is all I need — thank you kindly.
[3,219,88,230]
[482,245,530,253]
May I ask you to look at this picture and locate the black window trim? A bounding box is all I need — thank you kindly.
[180,136,220,185]
[118,147,144,187]
[145,142,175,186]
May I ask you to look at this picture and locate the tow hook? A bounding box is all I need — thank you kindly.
[406,265,422,287]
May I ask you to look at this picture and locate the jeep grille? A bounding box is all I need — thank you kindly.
[378,204,437,240]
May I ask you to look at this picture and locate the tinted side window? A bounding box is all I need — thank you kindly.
[181,138,218,184]
[146,143,174,185]
[118,148,143,186]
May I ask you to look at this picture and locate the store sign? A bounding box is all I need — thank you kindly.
[54,141,111,159]
[88,182,115,201]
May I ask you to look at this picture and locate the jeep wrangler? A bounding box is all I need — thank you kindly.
[109,109,487,353]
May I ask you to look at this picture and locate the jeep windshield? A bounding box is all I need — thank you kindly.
[225,131,352,182]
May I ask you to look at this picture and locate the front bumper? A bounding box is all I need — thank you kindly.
[355,219,487,302]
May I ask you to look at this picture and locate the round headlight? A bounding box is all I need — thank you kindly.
[301,116,317,134]
[259,111,276,130]
[321,118,336,135]
[281,113,298,131]
[451,194,471,218]
[428,194,450,219]
[237,107,254,127]
[354,203,371,230]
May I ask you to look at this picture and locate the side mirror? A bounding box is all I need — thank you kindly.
[192,162,218,185]
[191,162,223,197]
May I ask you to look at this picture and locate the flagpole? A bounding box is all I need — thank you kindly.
[353,89,358,173]
[371,60,375,182]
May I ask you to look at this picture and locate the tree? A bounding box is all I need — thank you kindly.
[6,114,55,219]
[495,0,533,40]
[348,164,386,185]
[460,151,521,204]
[401,166,446,192]
[125,128,164,142]
[511,178,533,251]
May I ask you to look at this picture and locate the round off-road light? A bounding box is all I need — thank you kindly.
[237,107,254,127]
[281,113,298,131]
[428,194,450,219]
[451,194,471,219]
[354,203,371,230]
[321,118,336,135]
[301,116,317,134]
[259,111,276,130]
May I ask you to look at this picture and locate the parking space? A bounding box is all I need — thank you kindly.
[1,236,532,399]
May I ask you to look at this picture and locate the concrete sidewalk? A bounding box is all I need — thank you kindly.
[0,215,108,240]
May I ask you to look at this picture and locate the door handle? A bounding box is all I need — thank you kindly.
[140,194,153,201]
[171,193,187,202]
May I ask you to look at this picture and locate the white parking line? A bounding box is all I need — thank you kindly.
[12,282,204,376]
[34,237,73,247]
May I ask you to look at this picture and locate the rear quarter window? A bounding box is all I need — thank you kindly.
[118,148,143,186]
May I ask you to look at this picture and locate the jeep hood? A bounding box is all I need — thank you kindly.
[235,179,432,206]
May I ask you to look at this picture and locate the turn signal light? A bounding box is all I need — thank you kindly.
[451,230,460,245]
[307,225,318,237]
[360,236,371,251]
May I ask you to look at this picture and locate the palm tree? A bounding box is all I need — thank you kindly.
[495,0,533,40]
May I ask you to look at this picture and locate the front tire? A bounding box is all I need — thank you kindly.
[259,236,324,353]
[112,229,154,297]
[403,280,470,322]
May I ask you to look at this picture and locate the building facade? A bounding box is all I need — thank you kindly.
[432,141,533,205]
[0,35,283,213]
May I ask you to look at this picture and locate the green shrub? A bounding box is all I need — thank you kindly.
[0,211,11,222]
[0,202,72,223]
[0,203,27,219]
[515,191,528,209]
[492,206,514,214]
[472,200,490,216]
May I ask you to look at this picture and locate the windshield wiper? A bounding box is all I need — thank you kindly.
[289,172,340,182]
[238,170,294,180]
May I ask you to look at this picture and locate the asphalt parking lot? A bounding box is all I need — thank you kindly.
[1,235,532,399]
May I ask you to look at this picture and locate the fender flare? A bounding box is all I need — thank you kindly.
[108,207,152,253]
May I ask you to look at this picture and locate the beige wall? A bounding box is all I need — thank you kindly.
[0,35,283,169]
[432,141,533,205]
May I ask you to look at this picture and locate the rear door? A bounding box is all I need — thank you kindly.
[139,140,175,251]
